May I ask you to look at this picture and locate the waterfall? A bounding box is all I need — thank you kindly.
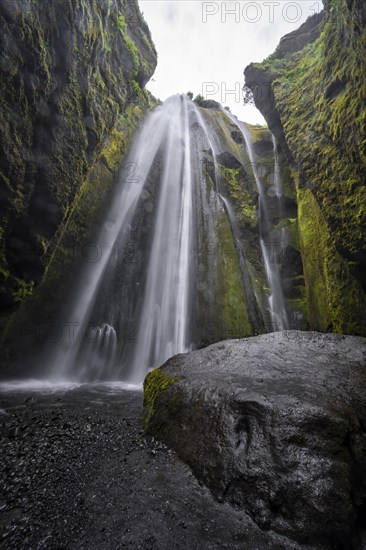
[190,103,220,192]
[225,112,289,331]
[45,98,179,382]
[44,95,193,383]
[41,95,292,386]
[43,94,248,385]
[125,96,193,383]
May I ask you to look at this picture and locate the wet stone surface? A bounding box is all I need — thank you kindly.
[0,384,307,550]
[145,331,366,550]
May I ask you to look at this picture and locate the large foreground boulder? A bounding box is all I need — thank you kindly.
[144,331,366,549]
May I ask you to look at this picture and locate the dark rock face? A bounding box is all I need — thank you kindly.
[144,331,366,549]
[194,98,221,110]
[204,110,307,333]
[216,151,243,170]
[0,0,156,318]
[274,11,326,59]
[244,0,366,335]
[243,65,285,149]
[244,12,325,145]
[230,129,244,144]
[244,12,325,149]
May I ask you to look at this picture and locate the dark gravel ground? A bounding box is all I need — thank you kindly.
[1,384,309,550]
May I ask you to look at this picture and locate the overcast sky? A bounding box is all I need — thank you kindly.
[139,1,324,124]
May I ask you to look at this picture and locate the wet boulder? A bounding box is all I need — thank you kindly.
[144,331,366,549]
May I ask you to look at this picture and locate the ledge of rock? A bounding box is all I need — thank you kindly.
[144,331,366,549]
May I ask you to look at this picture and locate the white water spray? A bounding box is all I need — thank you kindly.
[126,96,194,383]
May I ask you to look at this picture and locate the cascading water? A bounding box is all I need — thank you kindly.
[41,95,295,386]
[225,112,289,331]
[44,94,248,385]
[187,102,265,341]
[125,96,194,383]
[45,96,192,384]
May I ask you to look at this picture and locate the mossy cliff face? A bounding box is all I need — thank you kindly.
[198,106,307,334]
[0,0,157,324]
[0,91,158,367]
[244,0,366,335]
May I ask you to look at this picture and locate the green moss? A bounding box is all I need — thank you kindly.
[200,108,249,167]
[143,368,181,430]
[117,14,127,31]
[279,163,296,200]
[101,127,124,170]
[251,0,366,335]
[272,8,365,260]
[201,160,215,194]
[1,93,157,354]
[220,166,257,229]
[13,279,35,303]
[217,212,252,338]
[116,13,141,78]
[0,0,157,344]
[246,124,270,144]
[131,79,143,98]
[297,188,366,334]
[44,95,154,276]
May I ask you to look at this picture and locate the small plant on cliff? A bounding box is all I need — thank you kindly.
[13,280,34,303]
[117,13,140,76]
[131,79,143,98]
[187,91,193,100]
[117,14,127,31]
[194,94,205,106]
[242,84,254,105]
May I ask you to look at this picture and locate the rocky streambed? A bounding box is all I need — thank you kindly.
[1,382,305,550]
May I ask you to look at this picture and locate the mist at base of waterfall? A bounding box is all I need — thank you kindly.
[0,379,143,394]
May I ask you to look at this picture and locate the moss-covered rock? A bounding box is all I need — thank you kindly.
[216,210,252,338]
[197,105,307,333]
[219,166,257,229]
[0,0,157,324]
[298,188,366,333]
[244,0,366,335]
[0,90,158,367]
[143,367,182,431]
